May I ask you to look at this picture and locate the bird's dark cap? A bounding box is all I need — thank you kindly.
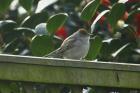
[78,28,92,36]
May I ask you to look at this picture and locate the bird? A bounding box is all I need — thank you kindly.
[46,28,90,60]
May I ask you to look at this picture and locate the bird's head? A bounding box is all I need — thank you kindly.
[78,28,91,37]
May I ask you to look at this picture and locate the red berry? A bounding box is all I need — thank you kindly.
[55,27,68,40]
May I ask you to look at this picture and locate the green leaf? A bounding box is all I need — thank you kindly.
[15,27,35,37]
[91,10,110,33]
[0,20,17,43]
[36,0,58,13]
[109,39,123,52]
[46,13,68,36]
[112,43,130,57]
[61,0,82,6]
[86,36,102,60]
[3,39,18,53]
[19,0,34,12]
[0,0,12,14]
[100,39,122,60]
[80,0,101,21]
[21,12,49,28]
[31,35,54,56]
[121,25,136,40]
[135,49,140,54]
[0,20,17,32]
[127,9,140,23]
[107,3,125,31]
[99,42,111,60]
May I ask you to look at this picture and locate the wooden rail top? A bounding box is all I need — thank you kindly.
[0,54,139,71]
[0,54,140,89]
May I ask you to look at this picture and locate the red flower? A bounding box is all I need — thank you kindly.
[136,27,140,37]
[55,27,68,40]
[134,14,140,37]
[134,14,140,26]
[99,15,106,24]
[95,12,106,24]
[101,0,110,7]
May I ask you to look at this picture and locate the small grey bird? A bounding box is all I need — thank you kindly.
[46,28,90,59]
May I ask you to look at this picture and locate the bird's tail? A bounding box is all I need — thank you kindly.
[44,48,63,58]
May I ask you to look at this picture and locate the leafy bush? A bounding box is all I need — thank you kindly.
[0,0,139,63]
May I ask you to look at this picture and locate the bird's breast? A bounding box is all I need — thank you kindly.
[63,38,90,59]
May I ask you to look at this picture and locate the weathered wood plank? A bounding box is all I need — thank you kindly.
[0,54,139,71]
[0,54,140,89]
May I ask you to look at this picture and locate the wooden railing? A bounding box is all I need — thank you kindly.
[0,54,139,93]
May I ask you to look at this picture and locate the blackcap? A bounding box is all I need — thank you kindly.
[46,28,90,59]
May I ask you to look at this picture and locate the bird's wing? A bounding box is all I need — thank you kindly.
[46,36,76,58]
[60,35,77,52]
